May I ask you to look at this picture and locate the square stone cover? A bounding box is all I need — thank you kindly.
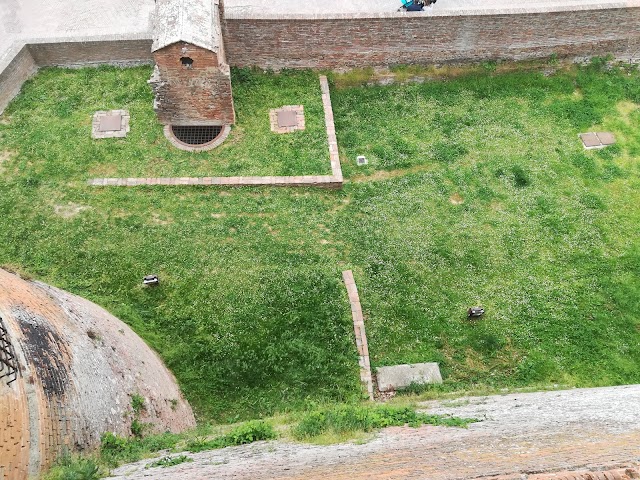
[277,110,298,128]
[580,132,601,148]
[596,132,616,145]
[99,114,123,132]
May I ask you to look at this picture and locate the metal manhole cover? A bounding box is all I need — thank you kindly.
[171,125,223,146]
[98,115,122,132]
[277,110,298,128]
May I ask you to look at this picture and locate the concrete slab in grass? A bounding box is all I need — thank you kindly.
[376,363,442,392]
[596,131,616,145]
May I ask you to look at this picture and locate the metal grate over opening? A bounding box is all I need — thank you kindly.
[170,125,223,146]
[0,316,19,386]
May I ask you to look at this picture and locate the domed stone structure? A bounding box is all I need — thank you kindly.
[0,268,195,479]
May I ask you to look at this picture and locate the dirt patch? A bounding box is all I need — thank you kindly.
[151,213,173,225]
[88,164,119,177]
[617,100,639,123]
[450,193,464,205]
[54,203,90,219]
[349,164,436,183]
[328,197,351,214]
[0,150,15,172]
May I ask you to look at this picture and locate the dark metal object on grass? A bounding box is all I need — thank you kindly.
[143,275,159,286]
[467,306,485,318]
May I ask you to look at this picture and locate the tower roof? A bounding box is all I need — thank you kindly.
[153,0,220,52]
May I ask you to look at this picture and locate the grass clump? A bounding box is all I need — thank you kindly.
[42,455,102,480]
[186,420,277,452]
[99,431,182,468]
[292,404,474,440]
[146,455,193,469]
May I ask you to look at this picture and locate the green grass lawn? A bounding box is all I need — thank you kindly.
[1,61,639,422]
[0,66,331,179]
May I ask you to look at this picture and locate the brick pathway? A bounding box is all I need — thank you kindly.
[88,76,343,188]
[109,385,640,480]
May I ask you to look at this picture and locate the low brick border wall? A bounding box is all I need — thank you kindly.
[0,37,154,115]
[342,270,374,401]
[88,75,343,188]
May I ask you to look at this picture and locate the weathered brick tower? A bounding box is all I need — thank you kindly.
[150,0,235,134]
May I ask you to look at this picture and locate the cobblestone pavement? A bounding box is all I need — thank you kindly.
[110,385,640,479]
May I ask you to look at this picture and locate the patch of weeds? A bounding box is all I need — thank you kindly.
[292,404,474,441]
[43,454,101,480]
[432,141,468,163]
[511,165,531,188]
[128,394,150,439]
[579,192,606,210]
[570,152,599,179]
[146,455,193,469]
[130,418,149,439]
[471,333,506,356]
[481,61,498,72]
[595,143,621,160]
[131,394,146,415]
[331,67,376,88]
[186,420,277,453]
[601,162,625,181]
[99,431,181,468]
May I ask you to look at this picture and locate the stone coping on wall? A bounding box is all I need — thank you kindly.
[0,34,153,72]
[88,75,344,188]
[224,0,640,19]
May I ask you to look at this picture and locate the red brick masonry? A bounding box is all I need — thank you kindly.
[223,6,640,70]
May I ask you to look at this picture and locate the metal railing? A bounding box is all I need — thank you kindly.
[0,316,19,386]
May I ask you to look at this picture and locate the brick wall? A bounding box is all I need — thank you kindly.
[0,46,38,115]
[151,42,235,125]
[0,39,153,115]
[222,6,640,69]
[28,39,153,67]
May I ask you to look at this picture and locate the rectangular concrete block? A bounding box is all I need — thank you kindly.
[376,363,443,393]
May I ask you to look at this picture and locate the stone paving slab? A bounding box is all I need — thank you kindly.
[580,131,617,149]
[376,362,443,392]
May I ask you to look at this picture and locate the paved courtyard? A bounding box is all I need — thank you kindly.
[0,0,154,69]
[224,0,627,15]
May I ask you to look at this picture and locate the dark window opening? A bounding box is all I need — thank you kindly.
[180,57,193,69]
[171,125,223,146]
